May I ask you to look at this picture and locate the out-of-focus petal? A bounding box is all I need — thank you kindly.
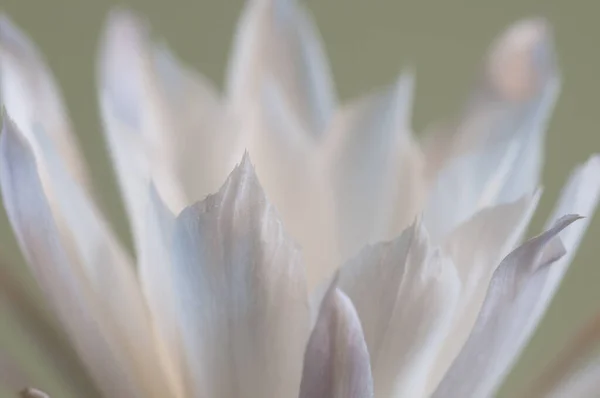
[432,215,579,398]
[171,155,310,398]
[97,10,239,251]
[0,117,146,398]
[422,18,559,241]
[0,15,89,192]
[324,72,424,260]
[247,81,338,289]
[299,283,373,398]
[547,359,600,398]
[338,221,460,397]
[226,0,335,136]
[427,192,540,390]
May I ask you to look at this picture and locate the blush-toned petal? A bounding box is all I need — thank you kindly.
[0,117,142,398]
[422,18,559,241]
[97,10,239,250]
[338,221,461,397]
[247,81,338,289]
[547,359,600,398]
[427,192,540,390]
[171,155,310,398]
[299,283,373,398]
[324,72,425,259]
[226,0,335,136]
[0,15,89,191]
[432,215,580,398]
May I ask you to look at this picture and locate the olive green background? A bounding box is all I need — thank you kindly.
[1,0,599,397]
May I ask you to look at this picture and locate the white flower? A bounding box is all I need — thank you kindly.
[1,1,599,397]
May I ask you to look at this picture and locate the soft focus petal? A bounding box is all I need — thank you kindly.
[226,0,335,136]
[299,283,373,398]
[432,215,579,398]
[171,155,310,398]
[422,18,559,241]
[0,15,89,191]
[325,72,425,259]
[247,81,338,289]
[427,192,540,390]
[338,221,460,397]
[97,10,239,250]
[138,186,185,396]
[547,359,600,398]
[0,117,141,398]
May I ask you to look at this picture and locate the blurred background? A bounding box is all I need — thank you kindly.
[1,0,599,396]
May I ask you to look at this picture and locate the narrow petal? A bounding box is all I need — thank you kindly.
[97,10,239,249]
[138,186,186,396]
[338,221,461,397]
[432,215,580,398]
[0,117,139,398]
[247,81,338,289]
[324,72,425,259]
[226,0,335,136]
[299,283,373,398]
[540,155,600,303]
[171,155,310,398]
[422,18,559,241]
[0,15,89,191]
[427,192,540,390]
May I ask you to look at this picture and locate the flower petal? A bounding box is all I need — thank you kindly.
[547,359,600,398]
[226,0,335,136]
[171,154,310,398]
[432,215,580,398]
[0,117,141,398]
[324,72,425,259]
[0,15,89,191]
[299,283,373,398]
[427,192,540,390]
[247,81,338,289]
[422,18,559,241]
[97,10,239,248]
[338,221,461,397]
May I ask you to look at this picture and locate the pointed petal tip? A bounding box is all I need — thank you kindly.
[487,16,558,101]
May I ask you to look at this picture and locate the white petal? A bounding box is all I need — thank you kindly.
[427,192,540,391]
[226,0,335,136]
[0,15,89,191]
[422,18,559,241]
[171,155,310,398]
[247,81,338,289]
[0,117,146,398]
[97,10,239,250]
[138,186,186,396]
[324,72,425,259]
[547,359,600,398]
[299,284,374,398]
[338,221,461,397]
[432,215,580,398]
[540,155,600,303]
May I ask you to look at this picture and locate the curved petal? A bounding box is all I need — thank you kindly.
[247,81,338,289]
[171,155,310,398]
[432,215,580,398]
[299,283,373,398]
[324,72,425,259]
[226,0,335,136]
[0,15,89,192]
[0,117,151,398]
[426,191,540,390]
[338,221,461,397]
[97,10,239,251]
[422,18,559,241]
[547,359,600,398]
